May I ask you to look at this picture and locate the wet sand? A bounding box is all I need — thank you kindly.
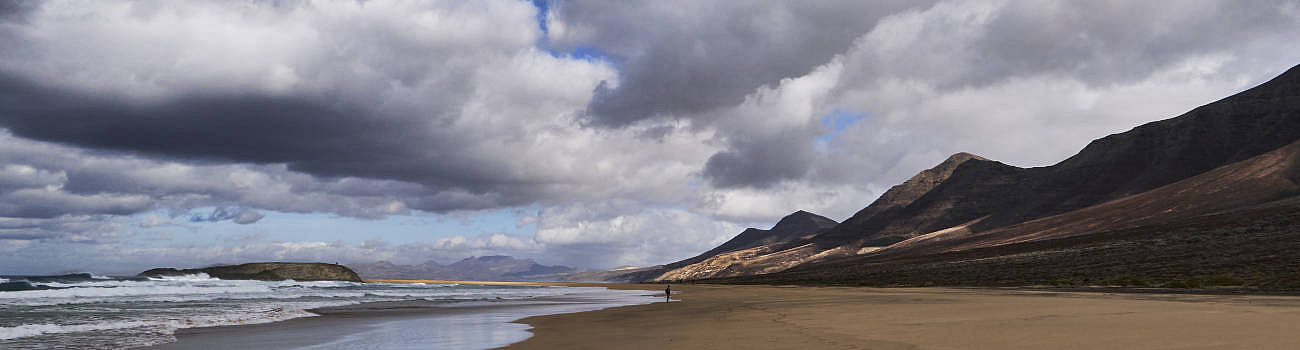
[147,300,565,350]
[147,282,660,350]
[503,284,1300,350]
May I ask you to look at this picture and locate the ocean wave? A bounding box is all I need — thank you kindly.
[0,281,66,292]
[0,278,555,306]
[0,301,346,341]
[0,284,655,347]
[0,320,160,341]
[146,273,218,282]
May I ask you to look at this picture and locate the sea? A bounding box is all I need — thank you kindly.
[0,273,658,349]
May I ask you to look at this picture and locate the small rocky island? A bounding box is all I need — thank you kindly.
[138,262,364,282]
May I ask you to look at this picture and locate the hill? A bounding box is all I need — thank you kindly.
[138,262,363,282]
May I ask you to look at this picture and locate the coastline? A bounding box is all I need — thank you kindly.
[145,281,660,350]
[504,284,1300,350]
[142,281,1300,350]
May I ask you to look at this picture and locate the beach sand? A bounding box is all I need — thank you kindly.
[503,284,1300,350]
[147,299,558,349]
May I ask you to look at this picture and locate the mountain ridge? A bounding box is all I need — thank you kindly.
[814,63,1300,250]
[649,63,1300,287]
[350,256,574,281]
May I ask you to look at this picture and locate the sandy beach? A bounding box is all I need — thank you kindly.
[504,284,1300,350]
[139,281,1300,350]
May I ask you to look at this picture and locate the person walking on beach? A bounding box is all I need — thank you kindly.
[664,284,671,303]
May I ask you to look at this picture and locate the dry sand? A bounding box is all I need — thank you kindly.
[502,284,1300,350]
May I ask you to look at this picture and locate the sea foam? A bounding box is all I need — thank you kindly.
[0,303,334,341]
[0,275,636,348]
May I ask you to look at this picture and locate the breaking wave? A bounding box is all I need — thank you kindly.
[0,273,622,348]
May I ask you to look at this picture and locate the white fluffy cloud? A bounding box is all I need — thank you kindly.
[534,203,747,268]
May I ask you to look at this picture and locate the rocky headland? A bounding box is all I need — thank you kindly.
[138,262,363,282]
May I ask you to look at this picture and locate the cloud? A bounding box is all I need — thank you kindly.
[534,202,748,267]
[700,59,844,188]
[0,215,123,242]
[188,206,265,225]
[0,0,625,209]
[547,0,937,127]
[0,234,549,275]
[679,0,1300,189]
[1,0,1300,272]
[0,131,423,227]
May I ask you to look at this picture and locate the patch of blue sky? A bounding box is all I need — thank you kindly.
[565,45,621,64]
[815,109,867,152]
[530,0,550,34]
[529,0,623,65]
[134,206,538,246]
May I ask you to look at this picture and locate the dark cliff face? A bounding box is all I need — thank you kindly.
[813,153,1009,247]
[813,63,1300,249]
[851,152,989,222]
[138,262,363,282]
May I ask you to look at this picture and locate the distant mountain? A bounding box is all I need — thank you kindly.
[348,260,449,280]
[350,256,575,281]
[660,63,1300,288]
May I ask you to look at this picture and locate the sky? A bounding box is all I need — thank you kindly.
[1,0,1299,274]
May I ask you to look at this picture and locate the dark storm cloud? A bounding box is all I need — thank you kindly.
[0,0,37,22]
[550,0,936,127]
[0,73,518,201]
[702,137,819,188]
[0,72,406,167]
[0,0,571,216]
[557,0,1300,189]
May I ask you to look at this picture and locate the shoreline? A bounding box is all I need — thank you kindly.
[143,281,1300,349]
[145,281,661,350]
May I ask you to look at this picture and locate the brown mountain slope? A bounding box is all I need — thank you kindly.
[649,211,837,281]
[849,152,987,224]
[877,137,1300,257]
[812,63,1300,249]
[666,211,836,269]
[718,196,1300,288]
[718,138,1300,288]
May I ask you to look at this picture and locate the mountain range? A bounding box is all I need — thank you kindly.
[586,63,1300,289]
[350,256,575,281]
